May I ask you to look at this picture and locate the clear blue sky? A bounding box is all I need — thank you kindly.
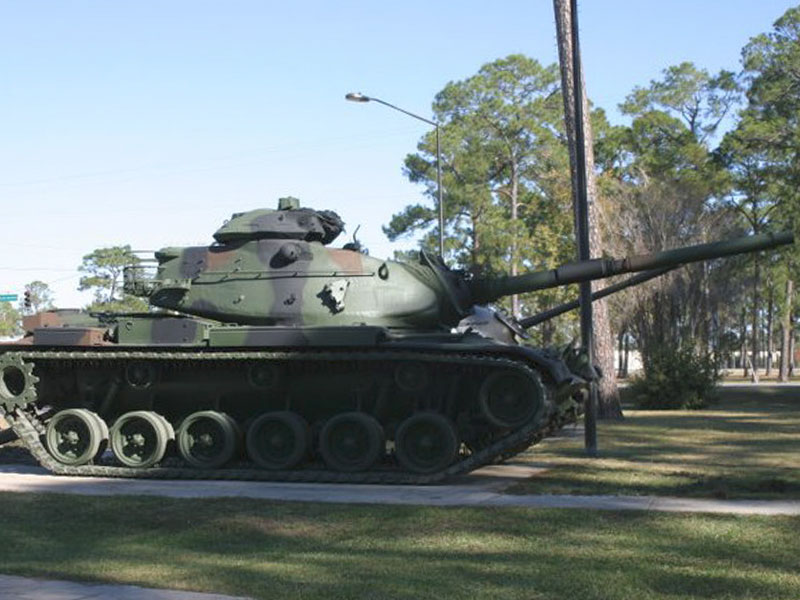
[1,0,796,307]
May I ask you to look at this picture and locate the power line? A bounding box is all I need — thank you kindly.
[0,267,78,272]
[45,274,81,285]
[0,126,424,188]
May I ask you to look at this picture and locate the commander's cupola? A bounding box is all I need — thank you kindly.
[213,196,345,245]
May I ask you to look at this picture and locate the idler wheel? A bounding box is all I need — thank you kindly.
[394,412,458,474]
[45,409,108,466]
[110,411,174,468]
[478,370,546,429]
[246,411,310,470]
[177,411,240,469]
[319,412,384,472]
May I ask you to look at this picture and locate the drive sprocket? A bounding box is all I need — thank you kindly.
[0,354,39,412]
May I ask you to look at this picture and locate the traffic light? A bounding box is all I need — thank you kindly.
[24,290,31,311]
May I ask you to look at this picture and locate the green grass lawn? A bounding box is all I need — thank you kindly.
[1,492,798,600]
[511,385,800,499]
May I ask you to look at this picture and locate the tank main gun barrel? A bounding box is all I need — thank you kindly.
[468,231,794,305]
[518,266,676,329]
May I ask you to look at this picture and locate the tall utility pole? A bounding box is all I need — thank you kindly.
[553,0,621,423]
[569,0,597,456]
[553,0,602,454]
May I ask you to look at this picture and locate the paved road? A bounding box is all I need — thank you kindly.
[0,574,250,600]
[1,464,798,515]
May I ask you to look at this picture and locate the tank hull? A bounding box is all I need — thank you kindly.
[0,325,586,483]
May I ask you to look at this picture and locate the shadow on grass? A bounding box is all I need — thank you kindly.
[522,465,800,499]
[1,494,799,600]
[514,385,800,499]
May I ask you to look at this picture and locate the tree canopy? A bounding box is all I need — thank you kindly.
[20,280,55,316]
[383,4,800,384]
[0,302,21,338]
[386,54,577,337]
[78,246,148,313]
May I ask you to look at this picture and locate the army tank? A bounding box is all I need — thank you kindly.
[0,197,793,483]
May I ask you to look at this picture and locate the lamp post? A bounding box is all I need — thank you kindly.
[345,92,445,258]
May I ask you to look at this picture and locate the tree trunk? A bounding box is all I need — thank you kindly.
[553,0,621,419]
[766,285,774,376]
[751,256,760,383]
[470,215,481,274]
[779,279,793,382]
[711,301,720,364]
[510,162,521,318]
[542,318,554,346]
[790,312,795,377]
[623,332,630,378]
[701,262,711,353]
[741,305,748,378]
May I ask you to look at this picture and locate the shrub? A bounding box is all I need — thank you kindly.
[630,345,719,409]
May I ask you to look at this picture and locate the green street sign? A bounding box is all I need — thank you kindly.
[0,294,18,302]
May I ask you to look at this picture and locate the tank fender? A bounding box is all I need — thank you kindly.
[503,344,582,387]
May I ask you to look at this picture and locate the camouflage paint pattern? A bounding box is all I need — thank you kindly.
[116,316,209,346]
[123,203,792,335]
[32,327,108,346]
[213,205,345,245]
[140,236,443,329]
[22,310,103,333]
[18,203,794,351]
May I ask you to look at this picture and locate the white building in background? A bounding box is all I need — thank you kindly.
[613,349,643,376]
[614,348,795,378]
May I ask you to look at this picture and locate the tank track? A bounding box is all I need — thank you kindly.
[0,347,570,485]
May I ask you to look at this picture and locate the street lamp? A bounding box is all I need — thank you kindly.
[345,92,445,258]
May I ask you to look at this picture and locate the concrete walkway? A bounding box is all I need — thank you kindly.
[0,574,250,600]
[1,464,798,515]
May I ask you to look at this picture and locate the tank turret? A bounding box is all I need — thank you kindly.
[126,201,793,332]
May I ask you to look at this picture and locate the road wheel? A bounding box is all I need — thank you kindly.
[45,408,107,466]
[110,411,173,468]
[246,411,310,470]
[395,412,458,474]
[177,411,240,469]
[319,412,384,472]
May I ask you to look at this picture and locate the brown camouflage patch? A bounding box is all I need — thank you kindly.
[23,310,101,334]
[328,249,364,273]
[23,312,67,331]
[206,246,237,271]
